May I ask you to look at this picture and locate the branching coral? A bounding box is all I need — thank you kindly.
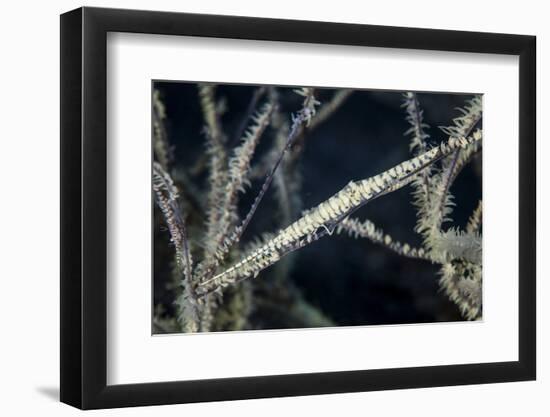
[197,132,481,296]
[153,85,483,333]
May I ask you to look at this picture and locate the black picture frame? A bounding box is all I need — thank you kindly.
[60,6,536,410]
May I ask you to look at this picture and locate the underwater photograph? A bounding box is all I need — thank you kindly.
[152,82,482,334]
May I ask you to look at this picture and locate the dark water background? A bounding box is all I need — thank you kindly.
[153,81,482,328]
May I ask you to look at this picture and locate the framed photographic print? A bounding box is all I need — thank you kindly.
[60,6,536,409]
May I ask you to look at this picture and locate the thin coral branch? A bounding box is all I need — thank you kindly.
[308,89,352,131]
[270,90,294,216]
[223,89,321,249]
[336,217,430,260]
[197,133,481,296]
[402,92,430,155]
[153,162,193,283]
[415,96,482,253]
[402,92,433,211]
[434,96,483,231]
[152,162,199,331]
[466,200,483,234]
[227,103,275,201]
[448,130,482,185]
[438,96,483,139]
[252,88,351,181]
[293,87,320,126]
[152,90,173,170]
[258,88,302,224]
[287,87,340,157]
[202,129,228,248]
[198,84,224,144]
[198,84,229,260]
[434,131,481,231]
[237,114,300,234]
[231,86,267,146]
